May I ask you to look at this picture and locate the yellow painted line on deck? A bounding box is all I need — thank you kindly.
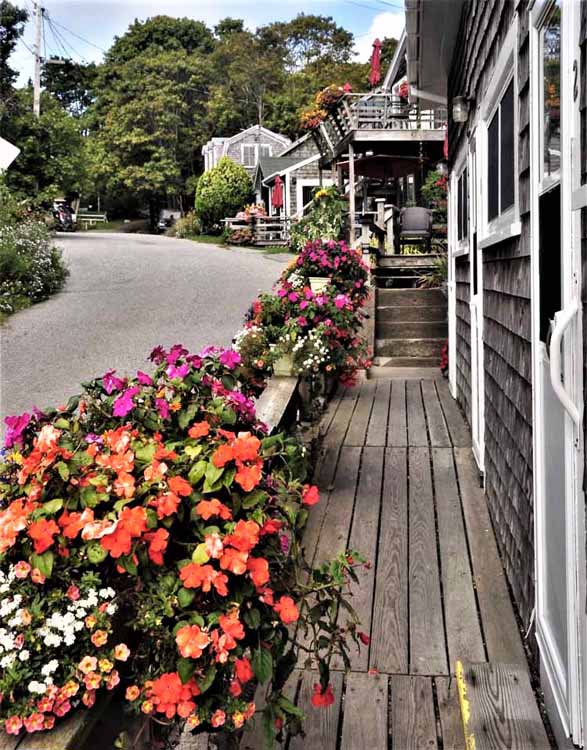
[456,660,476,750]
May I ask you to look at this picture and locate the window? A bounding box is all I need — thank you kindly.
[542,2,561,183]
[259,144,272,158]
[242,145,256,167]
[457,168,469,241]
[487,78,515,222]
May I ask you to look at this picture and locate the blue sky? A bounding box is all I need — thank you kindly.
[13,0,405,84]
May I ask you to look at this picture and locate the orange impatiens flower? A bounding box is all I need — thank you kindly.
[235,657,254,684]
[150,491,180,519]
[148,672,200,719]
[144,459,168,482]
[145,528,169,565]
[27,518,60,554]
[113,471,136,499]
[210,629,237,663]
[195,498,232,521]
[247,556,270,587]
[167,475,192,497]
[212,443,234,468]
[100,506,148,559]
[224,520,260,553]
[311,683,335,708]
[235,459,263,492]
[273,595,299,624]
[232,433,260,462]
[179,563,228,595]
[219,547,248,575]
[175,624,210,659]
[59,508,94,539]
[219,611,245,641]
[302,484,320,506]
[188,421,210,439]
[0,498,35,554]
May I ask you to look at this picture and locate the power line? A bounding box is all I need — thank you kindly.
[47,17,107,54]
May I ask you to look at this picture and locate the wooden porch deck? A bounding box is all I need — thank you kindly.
[242,375,549,749]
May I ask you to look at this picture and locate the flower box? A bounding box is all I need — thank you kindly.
[272,353,295,377]
[309,276,331,294]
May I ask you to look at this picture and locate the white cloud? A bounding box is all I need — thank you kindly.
[354,11,404,62]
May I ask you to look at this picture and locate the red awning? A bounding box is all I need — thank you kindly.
[369,39,382,87]
[271,175,284,209]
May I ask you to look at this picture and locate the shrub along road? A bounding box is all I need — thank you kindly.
[0,232,290,424]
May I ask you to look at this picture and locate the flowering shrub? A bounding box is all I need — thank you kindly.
[0,220,68,317]
[0,344,364,743]
[171,212,203,240]
[315,85,347,111]
[299,107,327,131]
[234,204,267,222]
[289,187,347,254]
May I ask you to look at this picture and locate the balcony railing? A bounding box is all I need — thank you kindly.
[313,93,447,157]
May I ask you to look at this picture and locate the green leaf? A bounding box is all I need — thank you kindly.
[178,587,195,608]
[197,666,216,694]
[191,543,209,565]
[222,466,236,488]
[80,486,98,508]
[262,706,276,750]
[135,444,156,464]
[87,541,108,564]
[277,695,304,718]
[252,647,273,684]
[243,607,261,630]
[178,403,198,430]
[118,555,137,575]
[55,462,69,481]
[184,445,202,459]
[54,418,69,430]
[188,460,207,485]
[205,462,223,486]
[30,551,54,578]
[66,395,81,413]
[39,498,63,516]
[242,489,268,510]
[177,657,196,684]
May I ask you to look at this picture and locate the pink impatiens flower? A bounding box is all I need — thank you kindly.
[219,349,241,369]
[3,412,31,449]
[112,387,140,417]
[136,371,153,386]
[155,398,170,420]
[102,369,126,395]
[166,363,190,380]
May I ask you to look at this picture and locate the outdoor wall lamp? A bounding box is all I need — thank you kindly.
[436,162,448,177]
[452,96,472,123]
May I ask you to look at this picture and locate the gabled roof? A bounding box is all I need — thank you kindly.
[224,125,291,150]
[277,133,313,157]
[253,156,300,187]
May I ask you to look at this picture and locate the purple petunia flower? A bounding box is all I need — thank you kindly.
[4,413,31,449]
[112,386,140,417]
[85,433,103,445]
[219,349,241,370]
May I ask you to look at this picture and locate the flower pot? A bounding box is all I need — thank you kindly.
[273,353,295,377]
[309,276,331,294]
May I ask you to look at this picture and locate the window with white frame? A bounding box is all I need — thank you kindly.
[457,167,469,242]
[242,144,256,167]
[479,18,520,247]
[259,144,272,158]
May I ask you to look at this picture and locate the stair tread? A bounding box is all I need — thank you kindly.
[456,662,550,750]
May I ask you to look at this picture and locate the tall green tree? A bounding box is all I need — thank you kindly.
[0,1,28,118]
[41,59,97,117]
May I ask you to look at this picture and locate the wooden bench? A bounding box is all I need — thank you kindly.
[254,376,299,433]
[79,213,108,229]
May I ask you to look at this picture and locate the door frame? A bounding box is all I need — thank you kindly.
[530,0,586,742]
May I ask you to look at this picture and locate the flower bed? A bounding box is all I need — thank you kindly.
[0,240,373,747]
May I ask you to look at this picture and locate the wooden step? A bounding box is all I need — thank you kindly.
[377,288,446,306]
[377,304,447,322]
[375,356,441,368]
[377,254,443,269]
[455,662,551,750]
[376,337,445,359]
[375,275,422,289]
[376,320,447,339]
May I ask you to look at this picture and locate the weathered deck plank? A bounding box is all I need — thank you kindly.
[345,447,384,670]
[289,671,343,750]
[436,380,471,447]
[390,675,438,750]
[406,381,428,446]
[454,448,527,666]
[409,446,448,675]
[322,386,359,451]
[366,379,391,446]
[370,447,408,674]
[422,380,451,447]
[387,379,407,446]
[344,380,376,446]
[436,677,467,750]
[340,672,388,750]
[433,448,485,667]
[457,663,551,749]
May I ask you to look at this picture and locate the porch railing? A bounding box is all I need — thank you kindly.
[223,215,290,245]
[314,92,447,158]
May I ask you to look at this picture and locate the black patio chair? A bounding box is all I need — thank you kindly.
[397,207,433,254]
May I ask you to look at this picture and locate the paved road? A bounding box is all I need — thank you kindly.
[0,232,290,422]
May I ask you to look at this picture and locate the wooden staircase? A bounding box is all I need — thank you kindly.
[375,286,447,367]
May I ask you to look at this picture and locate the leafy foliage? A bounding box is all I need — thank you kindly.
[289,187,348,253]
[195,157,252,232]
[0,1,27,113]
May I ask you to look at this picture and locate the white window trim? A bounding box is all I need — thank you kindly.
[478,16,521,250]
[241,143,258,168]
[295,178,334,217]
[452,148,470,256]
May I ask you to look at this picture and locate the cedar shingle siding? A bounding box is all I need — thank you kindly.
[581,3,587,545]
[449,0,535,629]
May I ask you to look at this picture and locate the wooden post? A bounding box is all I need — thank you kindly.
[348,143,356,246]
[285,173,292,218]
[375,198,385,255]
[385,204,396,254]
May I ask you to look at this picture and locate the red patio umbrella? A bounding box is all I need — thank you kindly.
[272,175,284,210]
[369,38,382,86]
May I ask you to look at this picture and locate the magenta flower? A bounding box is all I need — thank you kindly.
[199,345,220,358]
[112,386,140,418]
[155,398,170,420]
[166,363,190,380]
[279,534,290,555]
[136,371,153,386]
[4,413,31,449]
[167,344,188,365]
[335,293,351,309]
[277,288,288,298]
[149,346,167,364]
[304,289,314,300]
[187,355,203,368]
[219,349,241,369]
[297,316,308,327]
[102,369,125,395]
[288,292,299,303]
[299,300,309,310]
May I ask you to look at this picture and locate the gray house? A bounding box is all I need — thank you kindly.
[410,1,587,746]
[202,125,291,176]
[252,134,333,218]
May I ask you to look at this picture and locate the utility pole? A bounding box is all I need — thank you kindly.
[33,2,42,117]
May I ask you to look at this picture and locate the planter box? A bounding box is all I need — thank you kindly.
[309,277,331,294]
[272,353,295,377]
